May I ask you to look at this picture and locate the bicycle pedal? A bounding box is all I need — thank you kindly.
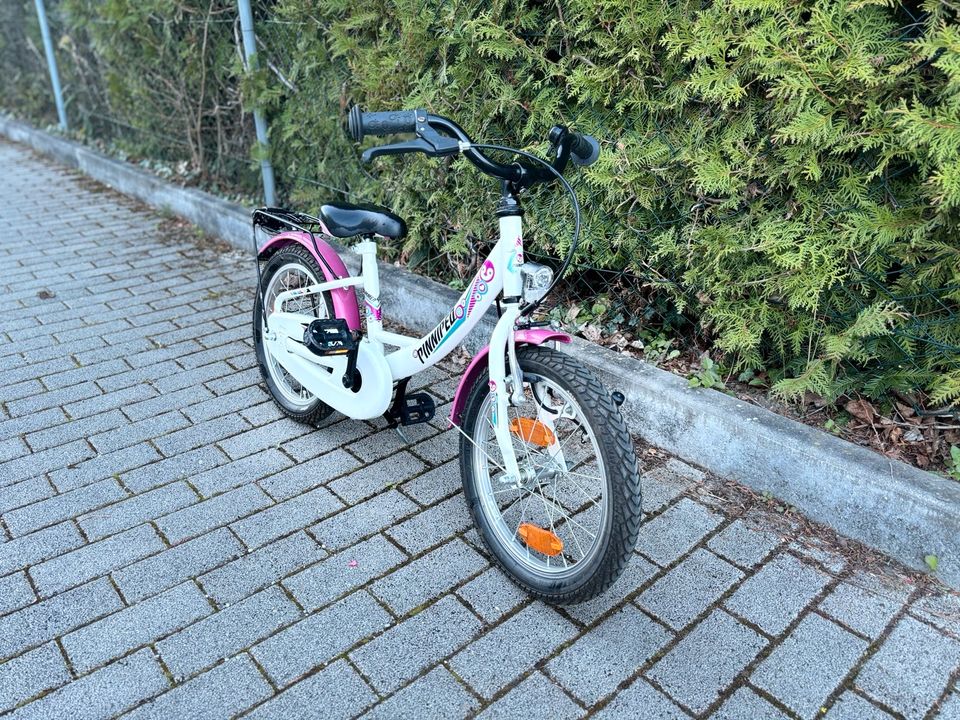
[397,392,435,426]
[302,318,356,357]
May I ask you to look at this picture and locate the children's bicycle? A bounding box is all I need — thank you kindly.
[251,108,642,603]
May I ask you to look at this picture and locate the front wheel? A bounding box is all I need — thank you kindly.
[459,345,642,604]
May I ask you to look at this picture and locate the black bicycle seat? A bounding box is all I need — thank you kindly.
[318,203,407,240]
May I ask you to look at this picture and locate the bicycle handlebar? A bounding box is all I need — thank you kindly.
[347,106,599,190]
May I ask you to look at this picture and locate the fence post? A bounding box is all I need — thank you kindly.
[34,0,68,131]
[236,0,277,207]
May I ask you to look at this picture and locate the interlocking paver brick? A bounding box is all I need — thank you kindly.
[96,359,182,393]
[711,687,791,720]
[725,553,831,635]
[549,604,672,705]
[114,526,244,603]
[0,571,36,616]
[0,436,30,463]
[0,477,54,515]
[753,613,869,718]
[191,448,293,497]
[216,418,311,460]
[0,439,96,488]
[312,489,419,551]
[648,610,766,714]
[363,666,480,720]
[77,481,197,540]
[0,642,70,714]
[351,594,483,693]
[565,556,658,625]
[634,497,723,566]
[0,408,66,443]
[0,521,84,576]
[449,603,578,699]
[6,381,102,418]
[285,533,407,610]
[4,476,125,535]
[25,409,126,453]
[122,654,273,720]
[157,585,300,680]
[909,591,960,634]
[258,448,360,499]
[49,442,163,493]
[371,538,487,616]
[121,445,228,492]
[151,360,233,394]
[938,691,960,720]
[42,358,130,390]
[455,566,528,624]
[593,678,687,719]
[328,451,427,504]
[0,578,123,660]
[640,465,693,515]
[819,572,910,639]
[475,672,581,720]
[638,549,743,630]
[252,590,392,686]
[230,484,342,549]
[199,530,323,607]
[789,538,848,574]
[88,410,192,455]
[280,420,361,462]
[385,493,471,555]
[244,659,375,720]
[856,614,960,718]
[122,385,215,423]
[400,459,460,505]
[347,424,436,463]
[30,523,165,598]
[153,414,250,457]
[707,520,781,569]
[6,648,168,720]
[825,692,895,719]
[156,483,272,544]
[64,383,157,420]
[63,581,212,673]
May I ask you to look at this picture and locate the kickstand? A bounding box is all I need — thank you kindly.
[394,425,411,444]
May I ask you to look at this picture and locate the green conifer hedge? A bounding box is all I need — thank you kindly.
[3,0,959,407]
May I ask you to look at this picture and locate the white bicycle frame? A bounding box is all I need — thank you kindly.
[263,213,528,482]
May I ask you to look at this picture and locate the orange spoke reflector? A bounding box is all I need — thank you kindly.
[509,417,556,447]
[518,523,564,557]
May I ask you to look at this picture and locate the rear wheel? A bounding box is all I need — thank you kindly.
[252,244,335,425]
[459,345,642,603]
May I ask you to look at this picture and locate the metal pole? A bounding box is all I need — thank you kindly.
[34,0,68,131]
[236,0,277,206]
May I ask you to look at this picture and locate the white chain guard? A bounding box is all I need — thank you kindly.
[264,313,392,420]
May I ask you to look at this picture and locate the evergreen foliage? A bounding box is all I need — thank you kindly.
[2,0,958,406]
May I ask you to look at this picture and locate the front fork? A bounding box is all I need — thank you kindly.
[488,212,526,484]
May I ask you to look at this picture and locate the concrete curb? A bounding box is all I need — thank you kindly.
[5,117,959,589]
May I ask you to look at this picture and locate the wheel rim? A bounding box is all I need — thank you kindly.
[471,373,610,577]
[261,261,327,410]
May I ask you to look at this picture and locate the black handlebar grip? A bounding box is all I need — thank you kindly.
[347,106,417,142]
[569,133,601,167]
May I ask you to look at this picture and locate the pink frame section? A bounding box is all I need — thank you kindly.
[257,230,361,331]
[448,329,572,426]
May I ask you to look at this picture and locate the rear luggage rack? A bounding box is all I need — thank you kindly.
[252,207,325,236]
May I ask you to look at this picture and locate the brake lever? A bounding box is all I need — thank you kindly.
[361,139,433,164]
[362,111,462,164]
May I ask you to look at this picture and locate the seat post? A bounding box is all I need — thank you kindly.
[355,234,383,337]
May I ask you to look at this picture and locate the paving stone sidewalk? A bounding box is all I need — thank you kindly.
[1,137,958,720]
